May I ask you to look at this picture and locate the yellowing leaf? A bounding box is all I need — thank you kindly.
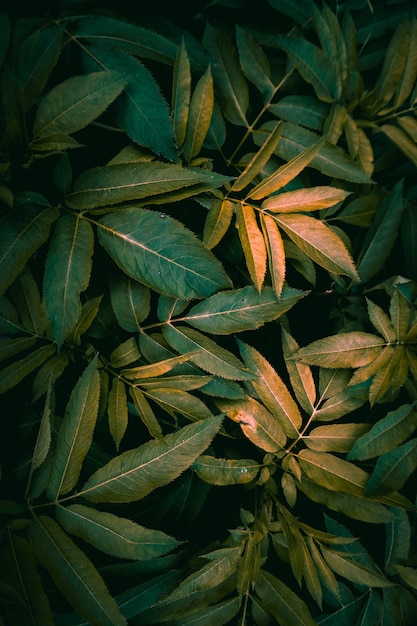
[80,415,223,503]
[192,455,260,485]
[130,386,163,440]
[261,213,286,297]
[295,332,385,368]
[321,546,393,588]
[172,39,191,148]
[262,186,350,212]
[298,449,369,497]
[219,396,287,452]
[235,202,267,291]
[282,327,316,413]
[232,122,282,192]
[108,377,128,451]
[203,198,234,250]
[183,65,214,162]
[304,423,370,453]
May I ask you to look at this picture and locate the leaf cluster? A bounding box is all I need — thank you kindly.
[1,1,417,624]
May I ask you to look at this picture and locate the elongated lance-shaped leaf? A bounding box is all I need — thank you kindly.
[2,533,54,625]
[390,286,411,342]
[183,65,214,162]
[247,136,325,200]
[80,414,223,503]
[238,339,302,438]
[295,331,385,369]
[30,515,127,626]
[255,570,317,626]
[56,504,182,560]
[83,47,177,162]
[122,352,197,380]
[203,198,234,250]
[232,122,283,192]
[44,214,94,349]
[46,356,100,500]
[162,324,253,380]
[298,449,370,498]
[109,337,141,369]
[394,18,417,107]
[357,180,405,282]
[261,213,286,297]
[129,386,163,440]
[274,213,359,280]
[348,403,417,461]
[10,266,45,337]
[236,25,274,100]
[366,438,417,496]
[235,202,267,291]
[321,546,393,588]
[366,298,396,343]
[30,382,53,472]
[372,20,410,109]
[219,395,287,452]
[96,208,232,300]
[270,95,328,132]
[172,39,191,148]
[109,274,150,332]
[262,186,350,212]
[75,15,178,65]
[183,286,306,334]
[202,23,249,126]
[282,327,316,413]
[192,455,260,485]
[0,203,59,297]
[67,162,231,209]
[382,123,417,169]
[108,377,128,451]
[33,71,126,137]
[144,386,213,422]
[311,2,347,93]
[0,343,55,396]
[304,423,371,453]
[115,570,183,620]
[385,508,411,576]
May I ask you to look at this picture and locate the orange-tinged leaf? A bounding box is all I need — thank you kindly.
[203,198,234,250]
[232,122,282,192]
[235,202,267,291]
[295,331,385,368]
[261,213,286,297]
[262,186,350,212]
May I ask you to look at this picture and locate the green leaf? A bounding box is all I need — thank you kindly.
[183,65,214,162]
[80,414,223,503]
[385,508,411,576]
[109,274,150,332]
[46,356,100,500]
[172,39,191,148]
[274,213,359,280]
[219,395,287,452]
[0,343,56,395]
[348,403,417,461]
[357,181,405,283]
[381,123,417,169]
[0,336,38,363]
[262,186,350,212]
[295,332,385,368]
[305,424,370,453]
[235,201,267,291]
[30,515,126,626]
[32,352,69,402]
[75,15,178,65]
[96,208,232,300]
[108,377,128,450]
[373,20,411,109]
[238,339,302,437]
[67,162,231,209]
[0,204,59,297]
[394,19,417,107]
[167,597,241,625]
[366,298,396,343]
[2,533,54,626]
[144,386,213,421]
[44,214,94,349]
[56,504,181,560]
[10,266,46,336]
[282,327,316,413]
[129,386,163,439]
[183,286,306,334]
[266,0,311,25]
[83,47,177,162]
[31,383,53,472]
[192,455,259,485]
[115,570,182,619]
[202,198,234,250]
[255,570,317,626]
[366,439,417,496]
[269,95,328,131]
[395,565,417,591]
[236,26,274,99]
[321,546,393,588]
[33,71,126,137]
[110,338,141,369]
[298,449,369,497]
[163,324,253,380]
[202,23,249,126]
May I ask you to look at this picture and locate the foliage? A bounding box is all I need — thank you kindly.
[1,0,417,624]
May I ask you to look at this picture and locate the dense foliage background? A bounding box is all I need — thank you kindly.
[1,0,417,624]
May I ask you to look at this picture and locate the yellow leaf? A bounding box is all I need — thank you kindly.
[235,202,267,291]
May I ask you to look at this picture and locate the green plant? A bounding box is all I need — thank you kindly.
[1,0,417,624]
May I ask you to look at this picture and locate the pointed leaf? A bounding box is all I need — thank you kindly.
[163,324,253,380]
[373,20,411,108]
[84,47,177,161]
[305,423,370,453]
[282,327,316,413]
[394,19,417,107]
[269,95,328,131]
[203,23,249,126]
[298,449,369,497]
[274,213,359,279]
[366,439,417,496]
[33,71,126,137]
[80,414,223,503]
[390,286,411,342]
[31,384,53,472]
[232,122,283,192]
[385,508,411,576]
[321,546,393,588]
[30,515,126,625]
[262,186,350,212]
[236,26,274,99]
[97,208,232,300]
[168,597,241,625]
[10,266,45,336]
[122,353,197,380]
[172,39,191,148]
[115,570,182,619]
[192,455,259,485]
[130,386,163,439]
[56,504,181,560]
[295,332,385,368]
[145,386,213,421]
[44,214,94,348]
[238,339,302,437]
[366,298,396,343]
[67,161,231,210]
[183,286,306,334]
[261,213,286,297]
[0,204,59,297]
[32,352,69,402]
[255,570,317,626]
[348,403,417,461]
[46,356,100,500]
[219,395,287,452]
[203,198,234,250]
[381,123,417,168]
[110,274,150,332]
[235,202,266,291]
[183,65,214,162]
[108,377,128,450]
[0,344,55,395]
